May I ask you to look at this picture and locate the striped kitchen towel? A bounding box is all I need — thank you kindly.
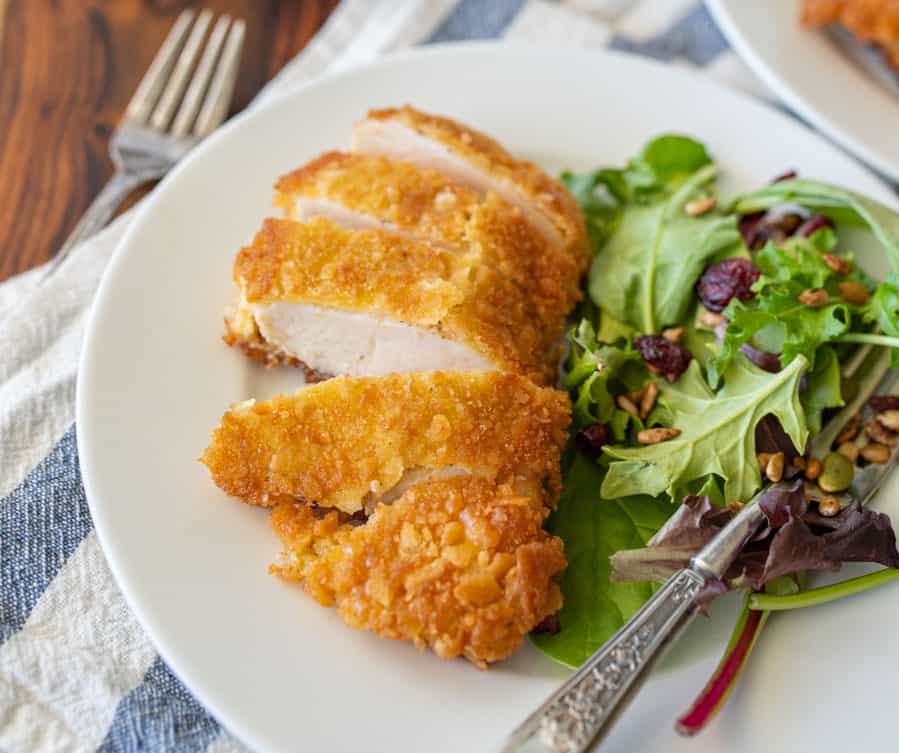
[0,1,877,751]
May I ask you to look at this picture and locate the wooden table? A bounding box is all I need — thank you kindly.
[0,0,337,282]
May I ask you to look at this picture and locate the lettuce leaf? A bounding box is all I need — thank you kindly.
[610,483,899,589]
[564,134,740,333]
[530,451,671,667]
[800,345,844,433]
[602,355,808,504]
[564,319,645,430]
[589,163,741,332]
[731,179,899,273]
[861,275,899,366]
[708,237,899,386]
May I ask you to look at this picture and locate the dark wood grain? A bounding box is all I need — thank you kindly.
[0,0,338,282]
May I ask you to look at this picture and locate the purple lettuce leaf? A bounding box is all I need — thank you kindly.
[759,513,838,582]
[818,502,899,568]
[610,481,899,592]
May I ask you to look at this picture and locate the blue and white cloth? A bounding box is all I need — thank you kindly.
[0,1,847,750]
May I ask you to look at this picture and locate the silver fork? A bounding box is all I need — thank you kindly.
[500,348,899,753]
[44,9,246,278]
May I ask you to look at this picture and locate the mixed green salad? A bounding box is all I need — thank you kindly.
[532,135,899,732]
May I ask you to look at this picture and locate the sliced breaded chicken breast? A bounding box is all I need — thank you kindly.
[201,370,571,513]
[275,151,582,324]
[351,106,589,272]
[270,475,566,667]
[224,217,558,382]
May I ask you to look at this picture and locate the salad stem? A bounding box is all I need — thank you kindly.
[676,597,768,736]
[835,333,899,349]
[748,568,899,611]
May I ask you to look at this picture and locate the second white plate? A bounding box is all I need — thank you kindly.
[707,0,899,183]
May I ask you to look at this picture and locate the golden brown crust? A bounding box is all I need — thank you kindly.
[201,370,571,512]
[275,151,582,325]
[801,0,899,67]
[234,216,466,325]
[270,475,566,666]
[365,106,590,271]
[232,217,559,381]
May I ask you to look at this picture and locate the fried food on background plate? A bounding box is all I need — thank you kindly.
[802,0,899,69]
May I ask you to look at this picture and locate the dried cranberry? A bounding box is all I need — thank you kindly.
[798,215,834,237]
[772,170,797,183]
[635,335,692,383]
[870,395,899,413]
[532,614,561,635]
[576,423,611,458]
[739,211,765,247]
[740,209,807,249]
[696,258,761,312]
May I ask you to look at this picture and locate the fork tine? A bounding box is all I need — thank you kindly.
[125,9,195,124]
[193,18,245,139]
[149,9,213,131]
[171,15,231,138]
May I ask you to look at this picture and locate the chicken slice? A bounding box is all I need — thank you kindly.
[201,370,571,513]
[275,151,582,324]
[351,106,589,272]
[224,217,557,382]
[270,475,566,667]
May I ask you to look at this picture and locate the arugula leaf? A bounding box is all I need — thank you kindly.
[861,276,899,366]
[561,170,623,250]
[708,282,850,388]
[731,179,899,273]
[800,346,844,433]
[531,451,671,668]
[563,135,739,333]
[707,240,855,387]
[589,163,741,332]
[638,134,712,182]
[563,134,714,253]
[596,311,638,344]
[708,237,899,385]
[565,319,644,429]
[602,355,808,504]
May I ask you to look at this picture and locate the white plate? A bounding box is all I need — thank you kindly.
[78,43,899,753]
[707,0,899,183]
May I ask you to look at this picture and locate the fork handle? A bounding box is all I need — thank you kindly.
[42,171,156,280]
[498,569,705,753]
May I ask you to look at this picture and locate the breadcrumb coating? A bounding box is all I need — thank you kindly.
[201,370,571,513]
[802,0,899,67]
[270,475,566,667]
[363,106,589,272]
[234,216,466,325]
[230,217,559,382]
[275,151,582,323]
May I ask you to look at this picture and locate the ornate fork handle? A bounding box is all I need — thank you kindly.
[499,569,706,753]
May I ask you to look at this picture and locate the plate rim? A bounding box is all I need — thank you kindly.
[75,40,899,753]
[705,0,899,184]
